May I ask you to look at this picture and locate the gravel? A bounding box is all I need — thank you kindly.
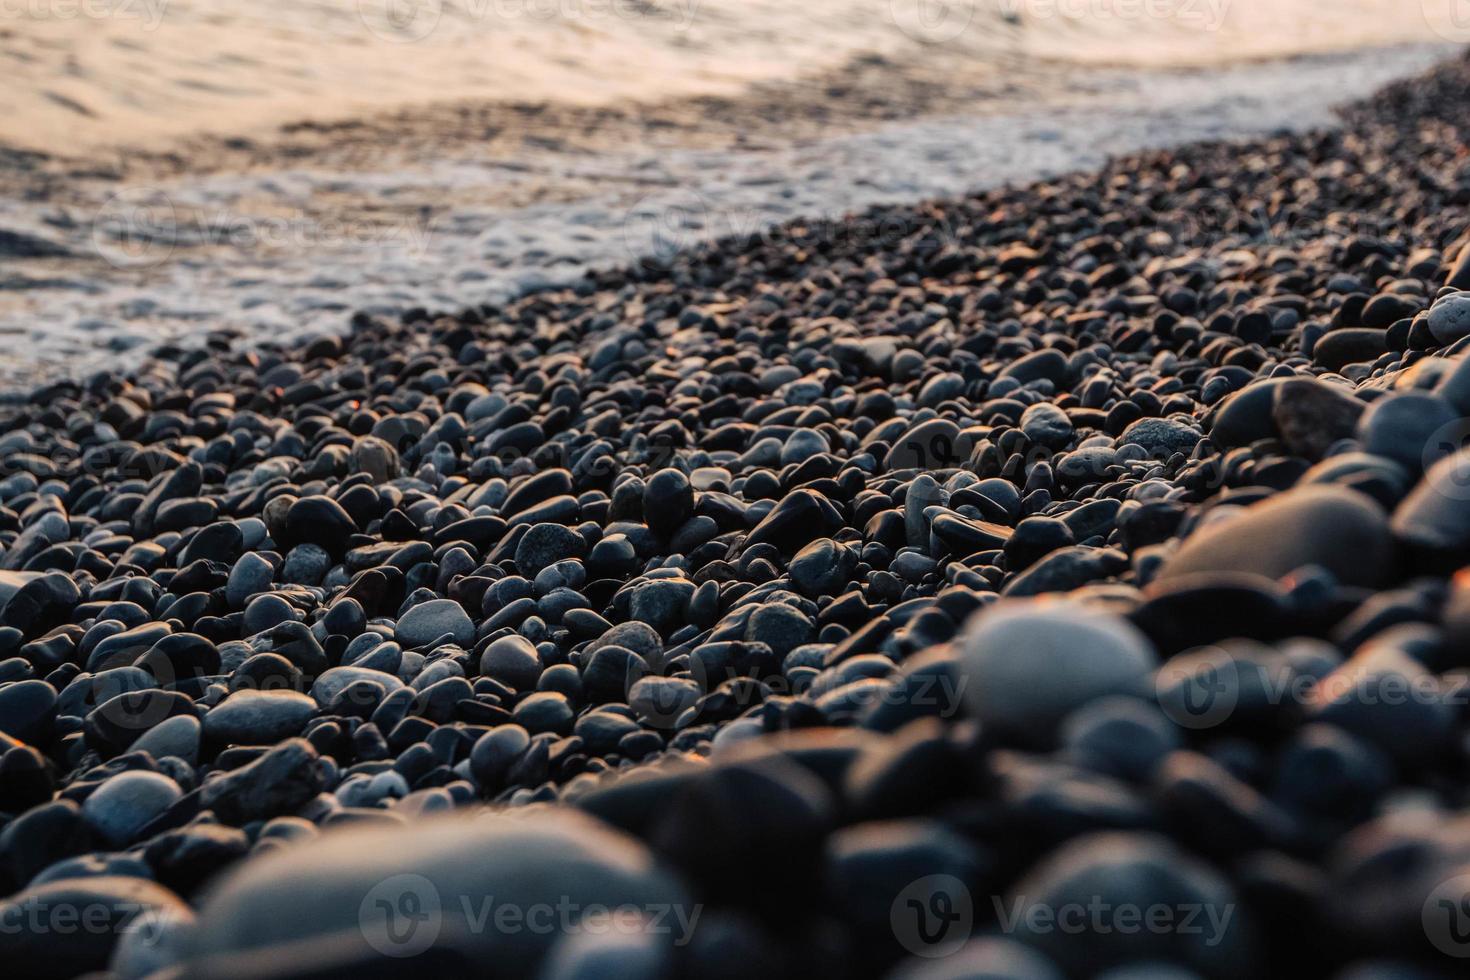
[5,49,1470,980]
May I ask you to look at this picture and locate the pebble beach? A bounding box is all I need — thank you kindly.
[8,4,1470,980]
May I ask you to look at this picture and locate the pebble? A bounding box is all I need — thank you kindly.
[187,810,687,973]
[1271,378,1364,460]
[395,598,475,648]
[960,601,1156,744]
[81,770,183,847]
[203,690,317,744]
[1159,485,1394,588]
[0,876,192,978]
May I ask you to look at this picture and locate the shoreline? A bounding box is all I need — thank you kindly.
[0,39,1456,393]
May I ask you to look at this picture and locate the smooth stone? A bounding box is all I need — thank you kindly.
[1020,403,1074,450]
[242,593,298,635]
[186,810,688,974]
[1005,832,1255,977]
[1390,446,1470,554]
[281,543,333,585]
[1427,293,1470,344]
[478,634,544,691]
[1208,379,1288,448]
[81,771,183,847]
[131,714,202,765]
[515,523,588,576]
[0,679,57,745]
[1357,392,1457,472]
[225,552,274,609]
[789,538,857,599]
[396,598,474,648]
[960,600,1157,744]
[905,474,947,549]
[1313,328,1388,371]
[1159,486,1394,588]
[203,690,316,745]
[0,570,40,614]
[310,666,404,706]
[1002,546,1129,597]
[0,876,191,979]
[469,724,530,788]
[282,495,358,558]
[199,738,325,825]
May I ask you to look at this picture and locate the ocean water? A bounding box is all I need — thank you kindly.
[1,0,1455,153]
[0,1,1463,386]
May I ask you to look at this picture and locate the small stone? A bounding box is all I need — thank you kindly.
[1427,293,1470,344]
[1271,379,1364,460]
[82,771,182,847]
[0,876,191,978]
[200,738,325,825]
[132,714,202,765]
[0,679,57,745]
[960,600,1157,744]
[395,598,474,648]
[478,634,544,691]
[1357,392,1457,472]
[203,690,317,745]
[225,552,274,609]
[1160,485,1394,588]
[515,523,588,576]
[349,436,400,482]
[1119,417,1200,459]
[1020,403,1074,449]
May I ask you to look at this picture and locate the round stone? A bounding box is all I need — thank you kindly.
[1158,485,1394,588]
[960,600,1157,744]
[82,771,183,847]
[395,599,474,648]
